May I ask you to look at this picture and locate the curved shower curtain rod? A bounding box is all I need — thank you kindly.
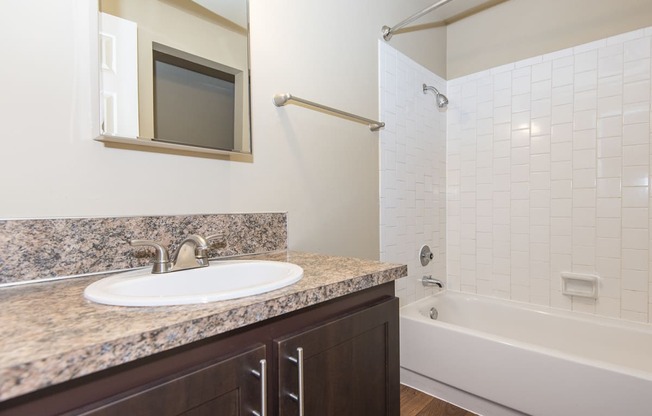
[382,0,454,41]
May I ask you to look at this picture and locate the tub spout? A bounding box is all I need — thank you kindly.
[422,275,444,288]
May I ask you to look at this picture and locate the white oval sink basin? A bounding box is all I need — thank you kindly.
[84,260,303,307]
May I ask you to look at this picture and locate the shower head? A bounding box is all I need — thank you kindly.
[423,84,449,109]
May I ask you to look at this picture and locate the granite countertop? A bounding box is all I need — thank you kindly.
[0,251,406,402]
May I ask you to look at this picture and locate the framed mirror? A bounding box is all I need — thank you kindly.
[96,0,251,159]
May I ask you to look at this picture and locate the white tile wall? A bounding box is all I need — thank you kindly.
[379,41,446,306]
[448,27,652,323]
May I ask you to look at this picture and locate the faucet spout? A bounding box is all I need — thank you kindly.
[422,275,444,288]
[170,234,210,272]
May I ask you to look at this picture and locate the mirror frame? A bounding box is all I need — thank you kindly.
[94,0,253,162]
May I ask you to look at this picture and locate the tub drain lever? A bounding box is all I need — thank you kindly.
[422,275,444,288]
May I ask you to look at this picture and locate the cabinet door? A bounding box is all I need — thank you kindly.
[79,345,266,416]
[277,297,399,416]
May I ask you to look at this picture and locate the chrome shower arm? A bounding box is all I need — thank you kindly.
[423,84,442,95]
[423,83,449,108]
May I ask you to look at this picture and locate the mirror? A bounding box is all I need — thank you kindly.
[97,0,251,158]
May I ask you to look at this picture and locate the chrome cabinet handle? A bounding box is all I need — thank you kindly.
[251,359,267,416]
[287,347,304,416]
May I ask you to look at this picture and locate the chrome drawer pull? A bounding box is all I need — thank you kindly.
[287,347,304,416]
[251,359,267,416]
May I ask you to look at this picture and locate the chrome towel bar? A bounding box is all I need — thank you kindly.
[273,93,385,131]
[382,0,454,41]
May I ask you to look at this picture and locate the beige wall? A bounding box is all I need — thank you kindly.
[7,0,649,262]
[381,0,448,77]
[447,0,652,79]
[394,27,447,78]
[0,0,445,261]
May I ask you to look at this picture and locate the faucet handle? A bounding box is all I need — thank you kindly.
[130,240,171,274]
[205,232,226,241]
[205,232,227,248]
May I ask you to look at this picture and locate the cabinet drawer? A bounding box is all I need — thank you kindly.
[77,345,266,416]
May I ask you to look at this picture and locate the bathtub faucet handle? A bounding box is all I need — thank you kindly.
[420,245,434,266]
[422,275,444,288]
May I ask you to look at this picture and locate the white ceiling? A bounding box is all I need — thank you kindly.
[189,0,501,32]
[405,0,506,24]
[192,0,247,28]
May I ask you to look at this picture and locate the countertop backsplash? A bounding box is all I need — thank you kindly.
[0,213,287,285]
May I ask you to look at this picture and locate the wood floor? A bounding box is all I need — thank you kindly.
[400,384,478,416]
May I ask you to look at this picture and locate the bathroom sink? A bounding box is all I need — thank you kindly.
[84,260,303,307]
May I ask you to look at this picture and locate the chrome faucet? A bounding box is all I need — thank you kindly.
[422,275,444,288]
[170,234,210,271]
[130,232,225,274]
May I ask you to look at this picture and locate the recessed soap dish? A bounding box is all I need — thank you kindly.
[561,272,599,299]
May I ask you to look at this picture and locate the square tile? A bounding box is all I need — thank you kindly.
[623,144,650,166]
[574,109,598,130]
[623,80,651,104]
[597,95,623,118]
[622,165,649,187]
[622,186,649,207]
[624,37,652,62]
[622,122,650,145]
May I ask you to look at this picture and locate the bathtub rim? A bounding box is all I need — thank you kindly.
[401,290,652,382]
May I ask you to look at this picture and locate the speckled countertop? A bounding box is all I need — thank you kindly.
[0,251,406,402]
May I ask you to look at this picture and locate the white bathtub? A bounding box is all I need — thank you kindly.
[400,291,652,416]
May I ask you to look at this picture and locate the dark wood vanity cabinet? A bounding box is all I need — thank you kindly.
[0,283,398,416]
[277,298,398,416]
